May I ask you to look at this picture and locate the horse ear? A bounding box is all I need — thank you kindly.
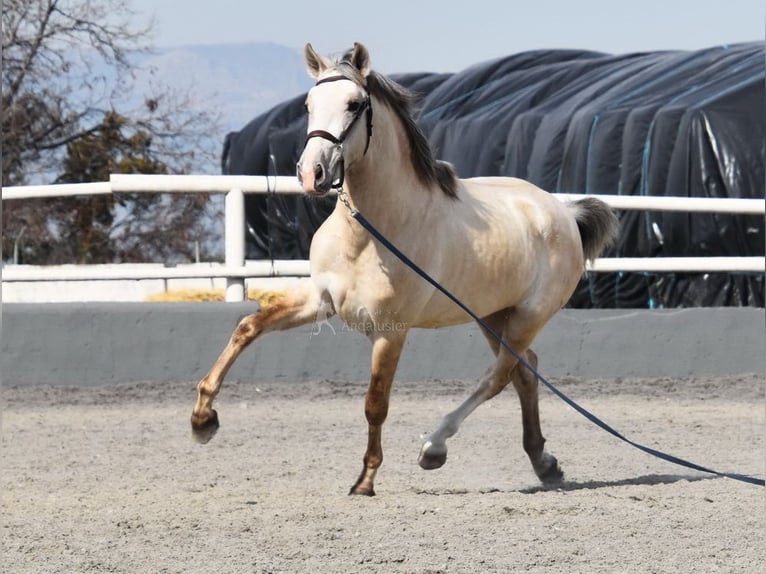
[350,42,370,77]
[304,43,328,78]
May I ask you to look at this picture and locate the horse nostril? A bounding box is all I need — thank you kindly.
[314,163,324,183]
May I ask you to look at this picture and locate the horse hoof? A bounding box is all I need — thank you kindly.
[191,410,220,444]
[536,454,564,484]
[349,485,376,497]
[418,441,447,470]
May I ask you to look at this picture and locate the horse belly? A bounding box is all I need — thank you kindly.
[411,258,529,328]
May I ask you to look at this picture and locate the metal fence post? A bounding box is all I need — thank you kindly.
[225,188,246,302]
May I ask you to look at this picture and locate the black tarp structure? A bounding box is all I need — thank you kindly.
[222,43,765,308]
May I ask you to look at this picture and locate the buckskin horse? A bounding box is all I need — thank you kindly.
[191,43,619,496]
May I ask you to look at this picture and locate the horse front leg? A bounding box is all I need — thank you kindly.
[349,333,407,496]
[191,282,327,443]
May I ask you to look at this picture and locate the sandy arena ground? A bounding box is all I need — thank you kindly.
[3,374,764,573]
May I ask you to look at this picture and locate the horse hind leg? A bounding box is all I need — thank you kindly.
[511,349,563,484]
[479,307,563,483]
[191,283,327,443]
[418,312,521,471]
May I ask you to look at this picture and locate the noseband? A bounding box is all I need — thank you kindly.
[303,75,374,189]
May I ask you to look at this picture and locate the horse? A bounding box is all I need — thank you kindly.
[191,42,619,496]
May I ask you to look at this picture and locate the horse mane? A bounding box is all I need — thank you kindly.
[331,56,459,199]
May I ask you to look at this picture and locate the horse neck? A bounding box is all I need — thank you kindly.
[341,103,432,228]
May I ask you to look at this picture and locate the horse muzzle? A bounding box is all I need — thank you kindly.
[297,143,344,196]
[297,160,333,196]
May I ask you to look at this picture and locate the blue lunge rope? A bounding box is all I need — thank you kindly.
[345,203,764,488]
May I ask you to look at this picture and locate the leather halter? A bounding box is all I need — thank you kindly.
[303,75,374,189]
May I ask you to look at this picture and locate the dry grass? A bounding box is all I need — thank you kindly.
[146,289,267,302]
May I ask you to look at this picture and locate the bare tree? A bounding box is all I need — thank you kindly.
[2,0,223,263]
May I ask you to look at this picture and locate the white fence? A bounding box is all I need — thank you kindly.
[2,173,764,302]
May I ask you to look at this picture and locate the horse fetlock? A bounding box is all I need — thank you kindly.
[418,440,448,470]
[190,408,220,444]
[349,467,377,496]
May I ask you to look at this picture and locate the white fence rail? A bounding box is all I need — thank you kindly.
[3,174,764,302]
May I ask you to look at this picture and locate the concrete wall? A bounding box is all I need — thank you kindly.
[1,303,763,386]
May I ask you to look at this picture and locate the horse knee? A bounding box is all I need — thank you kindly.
[364,401,389,426]
[364,374,393,426]
[231,315,261,345]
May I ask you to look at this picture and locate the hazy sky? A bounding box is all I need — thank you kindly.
[131,0,764,73]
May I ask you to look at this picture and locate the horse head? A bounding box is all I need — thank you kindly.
[297,43,374,196]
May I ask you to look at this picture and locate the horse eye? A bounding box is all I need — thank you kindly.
[303,101,309,113]
[347,100,362,113]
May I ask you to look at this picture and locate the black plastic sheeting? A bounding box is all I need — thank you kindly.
[222,44,764,308]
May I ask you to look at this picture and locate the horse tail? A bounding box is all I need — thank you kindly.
[568,197,619,262]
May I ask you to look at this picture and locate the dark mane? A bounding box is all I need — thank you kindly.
[331,57,459,199]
